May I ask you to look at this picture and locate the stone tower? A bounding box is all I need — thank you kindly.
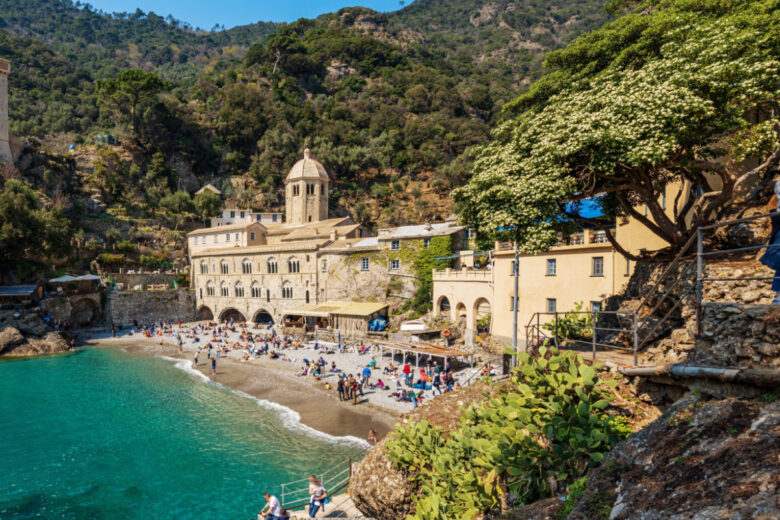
[284,148,329,225]
[0,58,10,163]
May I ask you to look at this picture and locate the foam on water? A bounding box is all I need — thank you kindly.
[159,356,371,449]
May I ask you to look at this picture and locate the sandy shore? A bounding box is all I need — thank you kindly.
[87,333,399,442]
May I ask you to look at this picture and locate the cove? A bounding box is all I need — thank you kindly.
[0,347,365,519]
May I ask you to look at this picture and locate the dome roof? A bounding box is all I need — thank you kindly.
[286,149,329,182]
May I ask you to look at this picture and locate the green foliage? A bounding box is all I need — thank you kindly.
[96,253,127,265]
[405,236,455,315]
[542,302,594,340]
[0,179,71,271]
[160,190,194,214]
[385,347,630,519]
[453,0,780,254]
[193,189,222,221]
[97,69,170,136]
[140,254,173,269]
[558,476,588,519]
[116,239,138,253]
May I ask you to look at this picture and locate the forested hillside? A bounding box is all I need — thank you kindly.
[0,0,614,279]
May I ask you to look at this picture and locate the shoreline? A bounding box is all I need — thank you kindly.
[87,333,400,444]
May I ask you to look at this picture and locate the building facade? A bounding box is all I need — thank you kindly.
[188,150,464,324]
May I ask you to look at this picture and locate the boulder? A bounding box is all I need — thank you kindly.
[0,326,25,354]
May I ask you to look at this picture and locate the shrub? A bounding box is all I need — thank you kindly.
[116,239,138,253]
[385,347,629,519]
[542,301,594,340]
[97,253,127,265]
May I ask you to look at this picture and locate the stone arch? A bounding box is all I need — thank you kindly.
[197,305,214,320]
[70,298,101,327]
[455,302,467,319]
[252,309,274,324]
[218,308,246,322]
[437,296,451,317]
[473,297,491,332]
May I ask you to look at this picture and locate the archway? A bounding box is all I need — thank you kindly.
[218,308,246,322]
[455,302,467,319]
[70,298,100,327]
[437,296,450,316]
[253,309,274,325]
[473,297,491,333]
[197,305,214,321]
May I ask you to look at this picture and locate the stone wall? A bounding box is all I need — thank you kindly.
[107,272,180,290]
[108,289,195,325]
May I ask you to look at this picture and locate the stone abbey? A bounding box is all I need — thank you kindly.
[187,149,466,325]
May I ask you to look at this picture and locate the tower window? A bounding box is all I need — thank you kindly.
[361,258,369,271]
[321,185,325,195]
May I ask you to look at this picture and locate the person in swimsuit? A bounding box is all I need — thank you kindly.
[211,357,216,377]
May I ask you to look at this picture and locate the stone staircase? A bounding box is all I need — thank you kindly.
[289,494,365,519]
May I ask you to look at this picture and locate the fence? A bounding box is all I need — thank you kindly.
[279,457,354,511]
[525,310,639,365]
[696,210,780,335]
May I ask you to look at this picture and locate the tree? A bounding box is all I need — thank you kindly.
[453,0,780,258]
[97,69,170,137]
[194,189,222,223]
[160,190,194,214]
[0,180,71,270]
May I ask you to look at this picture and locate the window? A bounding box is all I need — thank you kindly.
[546,258,556,276]
[306,184,314,195]
[423,238,430,248]
[235,233,239,241]
[242,259,252,274]
[220,261,229,275]
[293,185,299,196]
[625,258,630,276]
[273,214,278,222]
[225,233,230,241]
[282,284,293,299]
[321,185,325,195]
[592,256,604,277]
[230,211,235,218]
[250,232,255,241]
[251,283,261,298]
[391,259,400,270]
[546,298,557,313]
[234,283,244,298]
[220,283,229,297]
[267,258,278,274]
[200,262,208,274]
[305,290,310,304]
[360,258,369,271]
[320,289,325,300]
[321,259,327,272]
[390,240,400,251]
[206,281,215,297]
[591,301,602,314]
[256,215,262,222]
[288,259,300,273]
[240,211,245,219]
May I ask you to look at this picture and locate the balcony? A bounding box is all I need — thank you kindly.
[432,267,492,282]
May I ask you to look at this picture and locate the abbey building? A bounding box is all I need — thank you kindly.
[187,149,466,324]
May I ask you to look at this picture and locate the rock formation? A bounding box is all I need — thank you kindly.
[0,310,72,357]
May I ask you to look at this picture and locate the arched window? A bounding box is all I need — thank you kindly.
[220,260,229,274]
[200,261,208,274]
[282,283,293,299]
[305,290,310,304]
[206,281,215,297]
[267,258,278,274]
[220,282,229,297]
[242,258,252,274]
[251,282,262,298]
[235,282,244,298]
[288,258,300,273]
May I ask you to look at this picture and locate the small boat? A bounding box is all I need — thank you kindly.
[400,319,426,332]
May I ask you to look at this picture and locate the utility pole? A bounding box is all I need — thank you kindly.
[511,239,519,366]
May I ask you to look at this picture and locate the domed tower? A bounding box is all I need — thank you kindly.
[285,148,329,225]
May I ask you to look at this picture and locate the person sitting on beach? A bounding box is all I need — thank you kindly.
[373,379,385,390]
[368,358,377,369]
[297,365,309,376]
[259,492,283,520]
[307,475,328,518]
[329,361,338,372]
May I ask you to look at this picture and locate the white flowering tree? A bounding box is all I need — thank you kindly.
[453,0,780,258]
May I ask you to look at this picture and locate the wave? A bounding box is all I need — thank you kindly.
[157,356,370,449]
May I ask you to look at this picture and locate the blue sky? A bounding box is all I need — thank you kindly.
[85,1,415,29]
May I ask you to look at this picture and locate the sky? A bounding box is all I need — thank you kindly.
[85,1,415,29]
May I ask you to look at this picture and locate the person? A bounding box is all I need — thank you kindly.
[432,373,442,395]
[368,428,377,444]
[403,363,411,386]
[307,475,328,518]
[111,325,116,337]
[193,350,199,367]
[259,492,283,520]
[759,179,780,304]
[211,357,216,377]
[337,377,345,401]
[362,365,372,387]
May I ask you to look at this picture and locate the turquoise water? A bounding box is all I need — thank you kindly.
[0,348,365,519]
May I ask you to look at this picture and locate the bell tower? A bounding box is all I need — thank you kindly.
[0,58,11,163]
[285,148,329,225]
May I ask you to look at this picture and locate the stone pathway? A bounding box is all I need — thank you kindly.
[289,494,368,519]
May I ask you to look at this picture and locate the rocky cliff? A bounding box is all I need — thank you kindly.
[0,310,71,357]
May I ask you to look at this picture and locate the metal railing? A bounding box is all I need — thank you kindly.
[279,457,354,511]
[525,311,638,366]
[696,210,780,335]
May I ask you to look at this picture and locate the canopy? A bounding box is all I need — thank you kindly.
[284,301,388,318]
[49,274,101,283]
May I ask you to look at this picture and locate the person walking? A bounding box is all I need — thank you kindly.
[403,363,411,386]
[337,377,345,401]
[193,350,199,367]
[432,373,442,395]
[307,475,328,518]
[362,364,372,388]
[211,357,217,378]
[759,179,780,303]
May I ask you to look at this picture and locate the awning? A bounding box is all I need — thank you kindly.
[284,301,388,318]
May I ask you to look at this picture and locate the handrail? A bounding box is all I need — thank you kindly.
[634,232,697,316]
[279,456,354,511]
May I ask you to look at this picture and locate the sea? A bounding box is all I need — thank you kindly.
[0,347,366,519]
